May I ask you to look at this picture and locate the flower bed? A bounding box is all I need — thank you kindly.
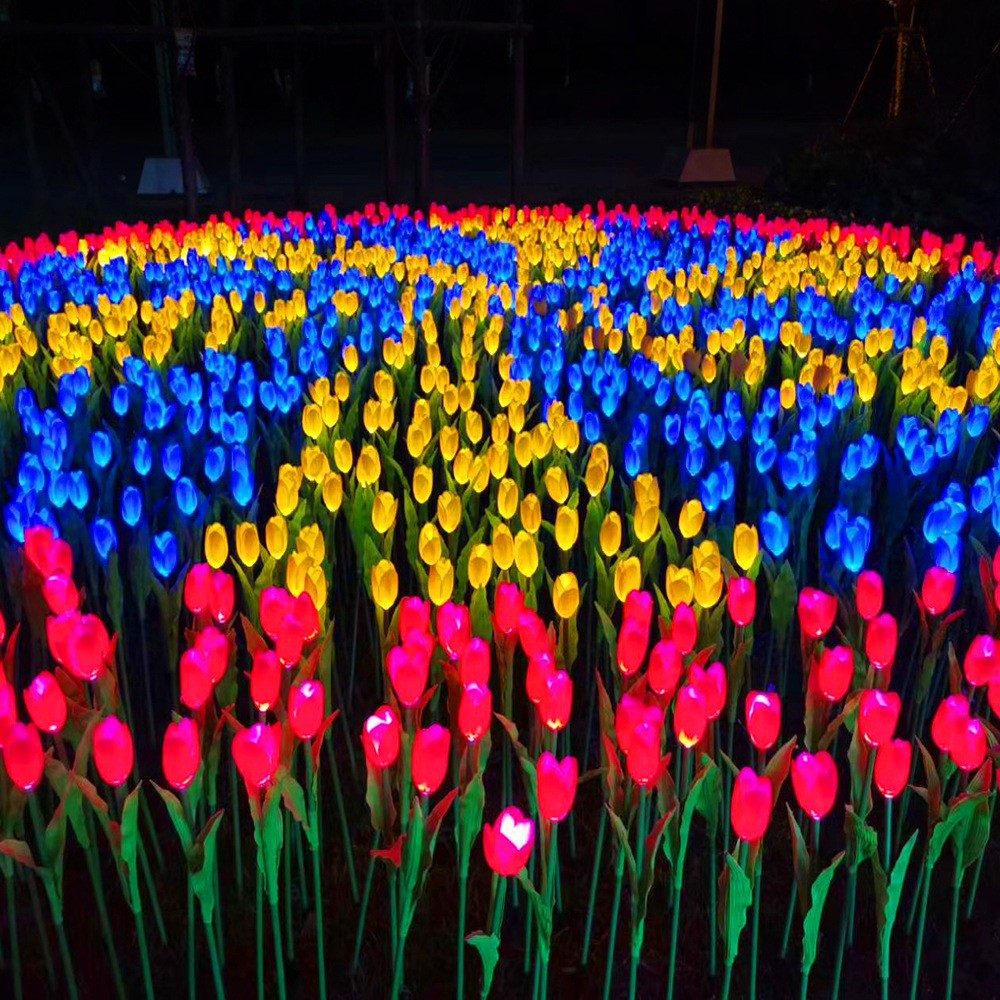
[0,203,997,998]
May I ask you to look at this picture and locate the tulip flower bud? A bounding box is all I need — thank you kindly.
[691,661,727,721]
[195,626,229,685]
[458,683,493,743]
[858,689,901,748]
[731,768,773,842]
[93,716,135,787]
[483,806,535,876]
[362,706,401,769]
[24,671,67,735]
[815,645,854,702]
[874,739,912,798]
[259,587,294,641]
[209,571,235,626]
[66,613,111,682]
[931,694,970,754]
[386,644,428,708]
[526,651,555,705]
[0,683,16,747]
[614,693,646,754]
[671,602,697,655]
[920,566,956,616]
[674,684,708,748]
[626,722,662,786]
[745,691,781,751]
[727,576,756,628]
[371,559,399,612]
[538,670,572,731]
[3,723,45,792]
[250,650,282,713]
[494,583,524,635]
[623,591,654,631]
[0,607,5,648]
[236,522,261,567]
[459,637,491,686]
[537,752,578,822]
[552,572,580,619]
[964,634,999,687]
[436,601,472,661]
[289,680,325,740]
[865,613,898,670]
[204,523,229,571]
[518,610,551,659]
[232,723,281,788]
[791,751,838,820]
[42,574,78,616]
[180,647,213,710]
[797,588,837,640]
[399,597,432,642]
[412,724,450,795]
[950,717,987,772]
[733,524,759,572]
[162,718,201,791]
[855,570,884,621]
[648,640,684,701]
[616,618,648,677]
[600,513,622,558]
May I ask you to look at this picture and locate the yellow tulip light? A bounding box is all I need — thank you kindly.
[585,443,609,496]
[614,556,642,603]
[554,505,579,552]
[437,491,462,534]
[633,503,660,544]
[412,465,433,504]
[467,543,494,590]
[679,499,706,539]
[322,472,344,512]
[666,565,696,607]
[371,559,399,611]
[544,467,570,505]
[266,515,289,560]
[694,565,723,609]
[235,522,260,567]
[733,523,759,572]
[600,512,623,557]
[497,478,519,520]
[287,551,312,597]
[418,522,443,565]
[356,444,381,488]
[204,523,229,570]
[552,571,581,619]
[492,524,515,570]
[429,558,455,606]
[296,524,325,564]
[371,491,399,535]
[520,494,542,534]
[513,531,539,577]
[333,439,353,474]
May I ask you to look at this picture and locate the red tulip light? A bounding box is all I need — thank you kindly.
[24,671,67,734]
[797,588,837,640]
[874,739,912,798]
[494,582,525,636]
[184,563,214,616]
[615,693,645,753]
[436,602,472,660]
[412,724,450,794]
[362,706,401,769]
[858,689,901,748]
[745,691,781,751]
[526,651,555,705]
[691,661,727,721]
[815,645,854,702]
[399,597,432,642]
[674,684,708,748]
[162,718,201,791]
[288,680,325,740]
[931,694,970,754]
[626,722,663,786]
[518,610,551,659]
[537,752,578,822]
[865,613,898,670]
[623,591,654,632]
[731,767,773,842]
[0,607,5,648]
[648,640,684,701]
[538,670,572,731]
[195,626,229,685]
[387,644,429,708]
[950,717,987,772]
[459,638,491,686]
[856,571,884,621]
[791,751,838,820]
[964,634,1000,687]
[66,614,111,682]
[180,647,214,711]
[0,683,16,746]
[617,618,648,677]
[921,566,956,616]
[727,577,756,628]
[3,723,45,792]
[250,649,282,713]
[24,526,73,581]
[671,603,698,656]
[42,574,78,615]
[232,723,281,788]
[93,716,135,787]
[458,683,493,744]
[209,571,235,626]
[483,806,535,876]
[260,586,294,639]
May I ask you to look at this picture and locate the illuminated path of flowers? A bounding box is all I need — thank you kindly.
[0,204,997,999]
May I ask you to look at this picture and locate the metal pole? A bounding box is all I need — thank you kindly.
[704,0,725,149]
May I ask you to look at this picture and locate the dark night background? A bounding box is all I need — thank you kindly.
[2,1,1000,240]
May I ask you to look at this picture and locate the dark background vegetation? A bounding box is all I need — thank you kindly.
[2,0,1000,241]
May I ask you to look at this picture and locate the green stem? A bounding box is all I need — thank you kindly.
[351,831,380,975]
[133,898,156,1000]
[188,878,196,1000]
[539,825,558,1000]
[458,871,468,1000]
[270,894,287,1000]
[965,794,994,919]
[831,865,856,1000]
[884,798,893,874]
[909,864,933,1000]
[491,874,508,937]
[204,916,226,1000]
[602,843,626,1000]
[721,960,733,1000]
[256,870,264,1000]
[629,792,649,1000]
[306,751,327,1000]
[138,834,167,945]
[26,871,56,989]
[5,877,21,1000]
[800,966,810,1000]
[524,842,535,974]
[283,811,294,963]
[945,863,964,1000]
[780,874,797,959]
[709,824,717,978]
[83,831,127,1000]
[328,740,360,902]
[666,883,682,1000]
[230,756,244,900]
[582,808,606,966]
[750,851,762,1000]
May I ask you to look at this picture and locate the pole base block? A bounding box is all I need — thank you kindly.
[679,147,735,184]
[138,157,210,196]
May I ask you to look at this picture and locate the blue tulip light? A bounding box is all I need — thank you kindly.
[91,519,117,562]
[121,487,143,528]
[761,510,790,558]
[151,531,178,579]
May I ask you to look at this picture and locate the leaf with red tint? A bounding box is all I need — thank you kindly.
[372,834,406,868]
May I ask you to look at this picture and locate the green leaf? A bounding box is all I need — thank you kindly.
[607,806,638,888]
[719,852,753,968]
[764,736,797,806]
[494,714,538,804]
[255,786,285,906]
[121,783,143,914]
[281,774,315,849]
[666,761,713,890]
[458,771,486,873]
[152,782,193,855]
[801,852,844,976]
[874,830,918,983]
[593,604,618,656]
[465,931,501,999]
[769,561,798,645]
[844,805,878,870]
[787,806,811,915]
[958,794,993,875]
[516,871,553,961]
[914,738,941,826]
[190,810,225,926]
[692,754,722,839]
[0,839,36,870]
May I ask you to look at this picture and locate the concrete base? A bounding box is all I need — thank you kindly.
[138,157,210,196]
[679,147,736,184]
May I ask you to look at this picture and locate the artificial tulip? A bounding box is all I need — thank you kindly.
[250,649,282,712]
[362,706,401,769]
[731,768,773,842]
[42,574,78,615]
[3,722,44,792]
[180,647,214,710]
[458,684,492,743]
[791,751,838,820]
[483,806,535,876]
[674,684,708,748]
[815,645,854,702]
[745,691,781,751]
[459,638,491,686]
[436,602,471,660]
[614,693,645,754]
[412,724,450,794]
[855,570,884,621]
[617,618,648,677]
[626,722,663,786]
[387,644,429,707]
[232,723,281,788]
[623,590,654,632]
[162,718,201,791]
[671,602,697,655]
[874,739,912,798]
[865,613,898,670]
[727,576,756,627]
[691,661,726,721]
[964,634,999,686]
[920,566,956,615]
[798,588,837,640]
[289,680,325,740]
[66,614,110,681]
[648,640,683,701]
[526,652,554,705]
[398,597,431,642]
[950,717,987,772]
[494,583,525,635]
[184,563,214,616]
[24,671,67,734]
[537,752,578,822]
[196,626,229,685]
[539,670,572,731]
[518,610,551,659]
[858,689,901,748]
[931,694,970,754]
[93,716,135,787]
